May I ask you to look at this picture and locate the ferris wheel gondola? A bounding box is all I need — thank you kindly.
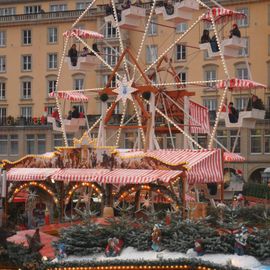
[200,7,247,58]
[217,78,266,129]
[155,0,199,24]
[63,29,104,70]
[48,91,88,132]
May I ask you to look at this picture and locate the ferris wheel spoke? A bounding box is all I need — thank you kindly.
[132,0,157,82]
[111,0,130,80]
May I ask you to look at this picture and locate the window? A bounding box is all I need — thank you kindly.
[0,135,8,155]
[74,78,84,90]
[148,18,157,36]
[10,135,18,156]
[0,82,6,99]
[48,27,58,44]
[197,134,208,149]
[216,130,228,149]
[236,7,249,27]
[124,132,135,149]
[47,79,57,95]
[50,4,67,12]
[238,37,248,57]
[235,97,248,111]
[24,5,41,14]
[54,134,63,147]
[22,30,31,45]
[103,47,119,66]
[265,129,270,153]
[205,69,216,87]
[21,106,32,119]
[26,134,35,154]
[166,134,176,149]
[230,130,240,153]
[176,44,186,61]
[22,55,32,71]
[37,134,46,154]
[176,23,188,33]
[0,31,6,47]
[67,134,74,146]
[0,7,16,16]
[102,75,116,88]
[146,45,158,64]
[203,98,217,121]
[0,107,6,124]
[48,53,58,69]
[104,22,117,39]
[250,129,262,154]
[46,105,55,116]
[76,2,91,10]
[235,63,249,79]
[21,80,31,99]
[0,56,6,72]
[178,71,187,85]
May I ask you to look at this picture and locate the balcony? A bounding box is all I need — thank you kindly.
[0,8,100,25]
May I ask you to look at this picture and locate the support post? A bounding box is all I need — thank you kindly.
[98,101,107,146]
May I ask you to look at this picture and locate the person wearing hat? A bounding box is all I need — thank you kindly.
[194,239,204,256]
[229,23,241,38]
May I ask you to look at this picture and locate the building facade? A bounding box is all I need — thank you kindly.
[0,0,269,182]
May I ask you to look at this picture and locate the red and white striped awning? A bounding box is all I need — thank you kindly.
[7,168,61,181]
[63,29,104,39]
[52,168,182,184]
[117,149,224,184]
[202,7,246,23]
[216,78,267,91]
[189,101,210,134]
[99,169,182,184]
[52,169,109,182]
[224,152,245,162]
[49,91,88,102]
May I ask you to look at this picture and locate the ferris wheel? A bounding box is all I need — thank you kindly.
[49,0,266,154]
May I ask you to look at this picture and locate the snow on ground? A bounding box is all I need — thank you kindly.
[62,246,263,269]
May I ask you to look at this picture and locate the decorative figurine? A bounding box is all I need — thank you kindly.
[234,226,249,256]
[105,237,123,257]
[151,224,162,252]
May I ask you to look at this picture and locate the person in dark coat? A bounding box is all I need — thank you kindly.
[200,29,211,44]
[247,95,265,110]
[210,35,219,52]
[229,23,241,38]
[228,102,239,123]
[68,44,78,66]
[71,106,80,118]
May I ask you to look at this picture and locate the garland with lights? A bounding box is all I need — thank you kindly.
[44,257,245,270]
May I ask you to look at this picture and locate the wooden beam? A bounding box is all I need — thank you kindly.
[104,101,117,124]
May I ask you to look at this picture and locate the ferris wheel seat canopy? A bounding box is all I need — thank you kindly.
[216,78,267,91]
[202,7,246,23]
[49,91,88,102]
[63,29,104,39]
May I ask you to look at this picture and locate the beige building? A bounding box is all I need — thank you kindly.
[0,0,269,182]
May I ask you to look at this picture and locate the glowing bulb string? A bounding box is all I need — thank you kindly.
[208,9,231,149]
[135,12,207,84]
[132,0,157,82]
[54,36,70,147]
[111,0,130,80]
[143,99,203,149]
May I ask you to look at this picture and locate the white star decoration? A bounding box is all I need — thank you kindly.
[113,76,137,104]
